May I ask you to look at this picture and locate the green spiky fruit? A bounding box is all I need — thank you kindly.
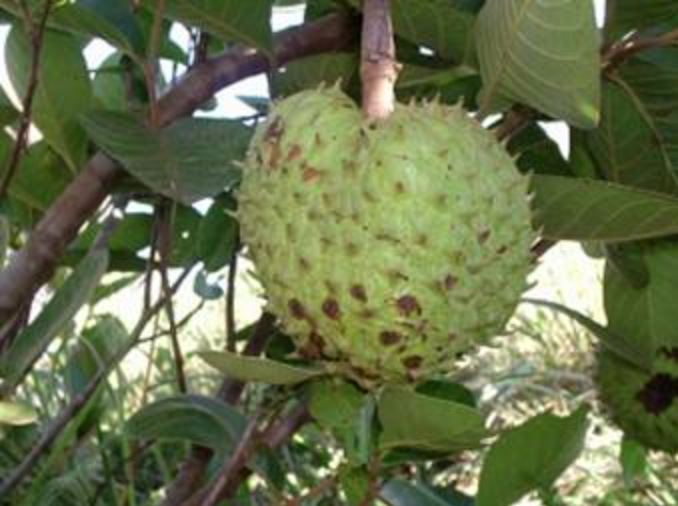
[596,348,678,452]
[238,88,535,384]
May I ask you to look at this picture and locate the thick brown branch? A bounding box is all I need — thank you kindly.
[0,13,356,325]
[360,0,398,121]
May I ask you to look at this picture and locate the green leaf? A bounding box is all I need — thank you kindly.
[92,53,147,111]
[521,298,653,370]
[476,0,600,128]
[0,249,109,387]
[378,386,487,452]
[6,26,92,172]
[64,315,129,397]
[9,141,73,211]
[476,407,589,506]
[339,465,371,506]
[415,380,477,408]
[507,124,571,176]
[198,350,324,385]
[0,401,37,426]
[92,274,140,304]
[581,80,678,193]
[604,241,678,353]
[51,0,145,59]
[193,270,224,300]
[531,175,678,242]
[606,0,678,39]
[309,379,365,430]
[381,479,474,506]
[148,0,273,56]
[198,196,238,272]
[81,111,251,204]
[274,53,358,97]
[620,437,648,485]
[0,83,18,127]
[126,394,246,453]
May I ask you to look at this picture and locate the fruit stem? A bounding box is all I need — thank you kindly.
[360,0,399,122]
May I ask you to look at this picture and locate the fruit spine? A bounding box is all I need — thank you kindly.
[238,87,535,384]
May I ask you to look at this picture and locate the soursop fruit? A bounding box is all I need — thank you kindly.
[596,348,678,452]
[238,87,535,384]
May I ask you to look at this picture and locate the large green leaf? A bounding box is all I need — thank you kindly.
[604,241,678,353]
[126,394,246,453]
[0,401,37,426]
[0,249,109,388]
[381,479,474,506]
[199,350,324,385]
[582,80,678,194]
[146,0,273,56]
[52,0,145,59]
[378,386,487,452]
[81,111,251,204]
[531,175,678,242]
[476,407,589,506]
[606,0,678,39]
[6,27,92,172]
[619,48,678,171]
[476,0,600,128]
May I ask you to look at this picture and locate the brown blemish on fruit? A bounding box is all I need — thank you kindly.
[324,280,338,294]
[477,230,491,244]
[444,274,458,290]
[636,373,678,415]
[322,298,341,320]
[380,331,403,346]
[497,245,508,255]
[388,270,409,282]
[415,234,428,246]
[300,332,325,359]
[448,332,458,341]
[345,242,360,256]
[394,181,406,193]
[396,295,422,316]
[402,355,423,370]
[286,144,302,161]
[302,167,321,182]
[350,284,368,303]
[360,309,375,319]
[298,257,310,270]
[288,299,306,320]
[264,117,284,141]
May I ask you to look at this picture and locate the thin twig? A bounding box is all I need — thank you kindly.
[225,246,239,351]
[280,476,338,506]
[360,0,398,121]
[603,28,678,71]
[0,266,194,498]
[157,201,187,393]
[0,0,53,197]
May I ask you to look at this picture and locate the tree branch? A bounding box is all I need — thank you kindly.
[0,13,356,325]
[360,0,398,121]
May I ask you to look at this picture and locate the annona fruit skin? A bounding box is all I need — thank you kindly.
[238,87,535,384]
[596,348,678,452]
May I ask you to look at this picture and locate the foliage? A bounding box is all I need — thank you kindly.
[0,1,677,505]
